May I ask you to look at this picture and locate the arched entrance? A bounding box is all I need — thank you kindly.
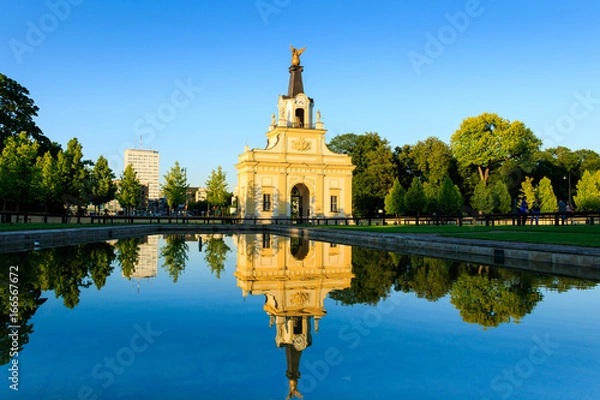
[290,184,309,222]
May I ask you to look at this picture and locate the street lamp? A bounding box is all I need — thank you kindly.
[563,173,572,206]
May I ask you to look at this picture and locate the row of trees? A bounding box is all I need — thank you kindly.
[328,113,600,217]
[0,73,233,215]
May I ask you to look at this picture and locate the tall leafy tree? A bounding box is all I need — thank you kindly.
[410,137,454,185]
[204,237,231,279]
[161,235,189,283]
[35,151,61,212]
[471,181,493,214]
[450,113,541,185]
[0,131,39,210]
[90,155,116,213]
[117,164,141,214]
[384,178,406,218]
[115,237,141,279]
[573,170,600,211]
[537,177,557,213]
[438,176,463,215]
[0,74,52,154]
[491,180,511,214]
[404,177,426,216]
[329,132,395,216]
[162,161,189,213]
[205,166,230,215]
[519,176,536,207]
[58,138,88,212]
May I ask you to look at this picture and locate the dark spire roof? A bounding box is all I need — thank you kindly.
[287,65,304,97]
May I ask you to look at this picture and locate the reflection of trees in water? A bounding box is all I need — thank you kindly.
[160,235,189,283]
[330,246,598,328]
[204,237,231,279]
[0,242,115,365]
[115,237,141,279]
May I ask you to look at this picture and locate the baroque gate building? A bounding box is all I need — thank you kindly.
[235,47,354,220]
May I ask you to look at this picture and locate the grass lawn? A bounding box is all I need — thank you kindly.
[324,224,600,248]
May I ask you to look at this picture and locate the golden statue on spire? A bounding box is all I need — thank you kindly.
[290,45,306,66]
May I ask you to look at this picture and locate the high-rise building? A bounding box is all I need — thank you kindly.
[124,149,160,200]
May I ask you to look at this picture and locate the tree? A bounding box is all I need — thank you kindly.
[204,237,231,278]
[384,178,406,218]
[115,238,141,279]
[423,182,439,214]
[519,176,536,207]
[35,151,61,212]
[58,138,88,213]
[438,176,463,215]
[450,113,541,185]
[90,156,116,214]
[573,170,600,211]
[162,161,189,214]
[161,235,189,283]
[205,166,230,215]
[409,137,454,185]
[0,131,39,210]
[117,164,141,214]
[404,177,426,216]
[537,177,557,213]
[471,181,493,214]
[0,74,52,154]
[491,180,511,214]
[329,133,395,216]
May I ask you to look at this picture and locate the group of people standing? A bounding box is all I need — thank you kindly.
[518,197,574,225]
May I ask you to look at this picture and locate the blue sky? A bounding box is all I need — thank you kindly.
[1,0,599,188]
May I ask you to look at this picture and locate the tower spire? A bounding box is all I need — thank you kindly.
[288,46,306,97]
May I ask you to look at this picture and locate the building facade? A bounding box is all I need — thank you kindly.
[235,48,354,219]
[124,149,160,200]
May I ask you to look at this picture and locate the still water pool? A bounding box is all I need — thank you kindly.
[2,233,599,399]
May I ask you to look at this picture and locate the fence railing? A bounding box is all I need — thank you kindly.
[2,211,600,227]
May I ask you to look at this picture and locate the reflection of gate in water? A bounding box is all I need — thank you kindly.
[234,234,354,399]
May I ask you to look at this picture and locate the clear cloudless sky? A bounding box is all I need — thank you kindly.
[1,0,599,188]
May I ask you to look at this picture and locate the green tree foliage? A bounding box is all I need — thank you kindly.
[404,177,426,216]
[573,170,600,211]
[438,176,463,215]
[117,164,141,214]
[450,270,543,328]
[423,182,439,214]
[409,137,454,185]
[0,73,52,154]
[328,247,398,305]
[384,178,406,218]
[115,237,141,279]
[160,235,189,283]
[490,180,511,213]
[329,132,395,217]
[205,166,230,215]
[519,176,536,207]
[35,151,61,212]
[471,181,493,214]
[450,113,541,185]
[395,257,453,301]
[58,138,88,212]
[204,237,231,278]
[537,176,557,212]
[0,131,40,210]
[575,149,600,174]
[90,155,116,213]
[162,161,189,212]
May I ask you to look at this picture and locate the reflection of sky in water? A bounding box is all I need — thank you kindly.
[10,235,600,399]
